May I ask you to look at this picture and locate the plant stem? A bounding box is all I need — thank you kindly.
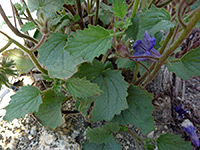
[131,0,140,18]
[31,34,46,52]
[0,40,12,53]
[101,49,110,63]
[132,63,139,84]
[177,0,186,28]
[95,0,100,25]
[76,0,84,29]
[127,0,135,10]
[156,0,173,7]
[0,31,48,75]
[0,5,38,44]
[143,5,200,86]
[87,0,91,24]
[148,0,156,9]
[21,0,37,25]
[159,27,175,55]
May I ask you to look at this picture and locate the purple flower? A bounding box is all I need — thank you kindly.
[175,105,187,118]
[133,31,161,61]
[182,119,200,147]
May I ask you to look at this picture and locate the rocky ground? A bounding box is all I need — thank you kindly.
[0,74,200,150]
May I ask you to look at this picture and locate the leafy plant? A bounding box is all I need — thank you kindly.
[0,0,200,149]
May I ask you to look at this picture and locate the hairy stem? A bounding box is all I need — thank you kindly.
[0,31,48,75]
[31,34,46,52]
[0,40,12,53]
[95,0,100,25]
[131,0,140,18]
[143,5,200,86]
[0,5,38,44]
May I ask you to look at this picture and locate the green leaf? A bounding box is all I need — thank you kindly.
[157,133,192,150]
[91,69,129,121]
[112,0,128,19]
[166,47,200,80]
[112,85,154,135]
[125,16,140,40]
[27,0,65,17]
[65,77,103,99]
[38,33,84,79]
[3,48,34,74]
[138,5,174,39]
[34,89,65,129]
[86,123,120,144]
[3,85,42,121]
[20,21,36,32]
[75,60,105,80]
[83,138,121,150]
[116,57,136,69]
[65,25,112,62]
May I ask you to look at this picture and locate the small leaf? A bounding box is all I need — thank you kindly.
[91,69,129,121]
[86,123,120,144]
[65,77,103,99]
[83,138,121,150]
[112,85,154,135]
[112,0,128,19]
[65,25,112,62]
[138,5,174,39]
[34,89,66,129]
[20,21,36,32]
[166,47,200,80]
[3,85,42,121]
[38,33,84,79]
[157,133,192,150]
[3,48,34,73]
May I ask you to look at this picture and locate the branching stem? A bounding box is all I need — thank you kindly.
[0,31,48,75]
[0,5,38,44]
[95,0,100,25]
[131,0,140,18]
[0,40,12,53]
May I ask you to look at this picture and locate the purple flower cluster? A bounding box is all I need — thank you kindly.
[133,31,161,61]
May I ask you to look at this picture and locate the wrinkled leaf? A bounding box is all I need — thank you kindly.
[166,47,200,80]
[83,138,121,150]
[112,85,154,135]
[65,25,112,62]
[112,0,128,19]
[3,48,34,73]
[86,123,120,144]
[125,16,140,40]
[34,89,66,129]
[38,33,84,79]
[65,77,103,99]
[138,5,174,39]
[157,133,192,150]
[75,60,105,80]
[27,0,65,17]
[86,124,119,144]
[116,57,136,69]
[91,69,129,121]
[3,85,42,121]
